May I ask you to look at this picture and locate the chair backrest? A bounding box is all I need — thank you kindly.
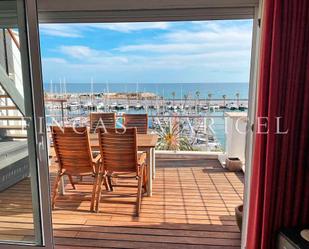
[90,112,116,132]
[98,128,138,173]
[123,114,148,134]
[51,126,94,175]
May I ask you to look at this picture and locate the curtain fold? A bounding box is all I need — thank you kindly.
[246,0,309,248]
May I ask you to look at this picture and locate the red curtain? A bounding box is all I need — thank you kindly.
[246,0,309,248]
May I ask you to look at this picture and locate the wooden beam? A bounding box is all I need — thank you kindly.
[7,29,20,49]
[0,125,25,130]
[0,115,22,120]
[0,106,17,110]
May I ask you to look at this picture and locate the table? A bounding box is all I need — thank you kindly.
[60,133,158,197]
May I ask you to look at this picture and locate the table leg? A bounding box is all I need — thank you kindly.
[59,176,65,195]
[146,148,152,197]
[152,148,156,179]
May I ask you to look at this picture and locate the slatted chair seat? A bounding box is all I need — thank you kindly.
[95,128,147,216]
[123,114,148,134]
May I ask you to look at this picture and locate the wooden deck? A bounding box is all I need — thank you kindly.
[0,155,244,248]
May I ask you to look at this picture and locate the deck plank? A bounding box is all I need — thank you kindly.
[0,156,244,248]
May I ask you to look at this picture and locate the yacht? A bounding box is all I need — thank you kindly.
[109,102,117,109]
[134,103,143,110]
[97,102,105,110]
[67,102,80,111]
[227,103,238,110]
[210,105,220,111]
[115,104,125,110]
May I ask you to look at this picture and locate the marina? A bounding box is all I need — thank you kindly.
[45,90,248,152]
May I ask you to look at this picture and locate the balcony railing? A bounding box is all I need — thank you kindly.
[45,97,248,153]
[45,112,226,152]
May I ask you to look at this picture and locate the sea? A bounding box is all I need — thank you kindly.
[44,82,249,100]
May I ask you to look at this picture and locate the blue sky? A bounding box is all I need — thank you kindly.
[39,20,253,84]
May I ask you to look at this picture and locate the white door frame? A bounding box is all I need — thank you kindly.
[1,0,262,248]
[0,0,53,248]
[241,1,263,247]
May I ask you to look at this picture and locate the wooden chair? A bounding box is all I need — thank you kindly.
[95,128,147,216]
[123,114,148,134]
[90,112,116,132]
[51,126,104,212]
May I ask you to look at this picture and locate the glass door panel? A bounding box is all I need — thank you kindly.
[0,0,53,247]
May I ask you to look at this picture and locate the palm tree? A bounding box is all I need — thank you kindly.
[195,90,200,99]
[156,118,193,151]
[195,90,200,103]
[208,93,212,110]
[195,91,200,112]
[236,92,240,107]
[183,94,188,107]
[171,91,176,106]
[222,94,227,109]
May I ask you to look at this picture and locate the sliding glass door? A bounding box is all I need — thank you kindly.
[0,0,53,248]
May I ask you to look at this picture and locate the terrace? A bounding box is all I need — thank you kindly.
[0,104,246,248]
[0,153,244,248]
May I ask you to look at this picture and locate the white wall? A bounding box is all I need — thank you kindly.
[220,112,248,170]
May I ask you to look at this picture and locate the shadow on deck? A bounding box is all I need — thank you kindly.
[0,155,244,248]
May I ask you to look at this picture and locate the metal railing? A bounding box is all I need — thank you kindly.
[45,111,227,152]
[44,97,249,152]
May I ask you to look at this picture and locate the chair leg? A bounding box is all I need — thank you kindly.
[95,173,104,212]
[52,174,61,209]
[107,175,113,192]
[143,166,147,194]
[136,170,144,217]
[68,175,76,189]
[90,173,99,212]
[103,177,109,191]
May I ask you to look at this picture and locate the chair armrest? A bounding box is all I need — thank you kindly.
[92,154,101,165]
[137,152,146,166]
[92,154,102,174]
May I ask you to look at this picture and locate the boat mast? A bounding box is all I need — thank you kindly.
[59,78,62,98]
[50,80,53,95]
[180,85,183,109]
[63,77,67,99]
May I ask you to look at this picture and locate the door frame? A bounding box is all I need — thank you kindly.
[0,0,53,248]
[38,1,261,249]
[1,0,262,248]
[241,1,262,247]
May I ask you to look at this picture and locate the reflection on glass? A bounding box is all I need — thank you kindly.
[0,0,38,244]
